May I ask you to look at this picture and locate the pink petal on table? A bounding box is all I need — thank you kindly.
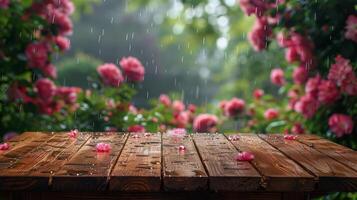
[0,143,10,150]
[284,135,297,140]
[178,145,186,151]
[131,133,140,139]
[144,133,151,137]
[228,135,240,141]
[96,143,111,152]
[235,151,254,161]
[68,129,79,138]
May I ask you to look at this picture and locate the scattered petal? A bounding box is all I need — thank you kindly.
[144,133,151,137]
[131,134,140,139]
[284,135,298,140]
[0,143,10,151]
[178,145,186,151]
[68,129,78,138]
[228,135,240,141]
[96,143,111,152]
[235,151,254,161]
[167,128,187,138]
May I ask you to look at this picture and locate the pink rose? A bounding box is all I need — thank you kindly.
[264,108,279,120]
[35,78,56,102]
[318,80,340,104]
[294,95,319,119]
[248,17,271,51]
[96,143,111,152]
[235,151,254,161]
[282,32,314,68]
[172,100,185,113]
[36,100,63,115]
[42,64,57,79]
[188,104,196,113]
[25,42,49,68]
[253,89,264,100]
[127,125,145,133]
[55,36,70,51]
[219,100,227,110]
[270,68,285,86]
[97,63,124,87]
[173,111,190,128]
[276,32,291,47]
[0,0,9,9]
[224,98,245,117]
[291,123,304,134]
[238,0,268,16]
[119,56,145,82]
[293,66,308,84]
[0,143,10,150]
[193,114,219,133]
[57,86,81,104]
[328,114,354,137]
[47,0,75,15]
[51,10,73,35]
[159,94,171,107]
[285,46,299,63]
[305,75,321,98]
[345,15,357,43]
[68,129,78,138]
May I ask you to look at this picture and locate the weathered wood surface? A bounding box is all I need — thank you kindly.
[162,133,207,191]
[228,134,315,192]
[110,133,161,192]
[192,133,261,191]
[0,132,357,195]
[259,134,357,192]
[52,133,127,191]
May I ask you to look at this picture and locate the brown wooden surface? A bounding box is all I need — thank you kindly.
[297,134,357,172]
[192,133,261,191]
[52,133,127,191]
[109,133,161,192]
[162,133,208,191]
[259,134,357,192]
[228,134,315,192]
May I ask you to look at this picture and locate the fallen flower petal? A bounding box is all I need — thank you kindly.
[235,151,254,161]
[228,135,240,141]
[68,129,78,138]
[0,143,10,150]
[96,143,111,152]
[284,135,298,140]
[178,145,186,151]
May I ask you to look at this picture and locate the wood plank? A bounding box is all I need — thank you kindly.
[228,134,315,192]
[162,133,208,191]
[192,133,261,191]
[51,133,127,191]
[297,134,357,172]
[109,133,161,192]
[260,134,357,191]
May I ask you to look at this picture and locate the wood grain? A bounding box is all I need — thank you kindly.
[51,133,127,191]
[109,133,161,192]
[228,134,315,192]
[297,134,357,172]
[162,133,208,191]
[260,134,357,191]
[192,133,261,191]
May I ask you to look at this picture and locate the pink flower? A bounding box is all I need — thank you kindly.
[0,143,10,150]
[42,64,57,79]
[291,123,304,134]
[238,0,268,16]
[178,145,186,151]
[293,66,308,84]
[264,108,279,120]
[318,80,340,104]
[294,95,319,119]
[127,125,145,133]
[235,151,254,161]
[47,0,75,15]
[55,36,70,51]
[188,104,196,113]
[224,98,245,117]
[193,114,219,133]
[51,10,73,35]
[68,129,78,138]
[284,135,297,140]
[305,75,321,98]
[173,111,190,128]
[285,46,299,63]
[328,55,357,96]
[270,68,285,86]
[219,100,227,110]
[276,32,291,47]
[35,78,56,102]
[172,100,185,113]
[97,63,124,87]
[345,15,357,42]
[25,42,49,68]
[119,56,145,82]
[129,104,138,114]
[159,94,171,107]
[57,86,81,104]
[0,0,9,9]
[282,32,314,68]
[96,143,111,152]
[328,114,354,137]
[253,89,264,100]
[248,17,271,51]
[167,128,187,137]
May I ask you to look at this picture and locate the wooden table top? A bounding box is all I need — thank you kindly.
[0,132,356,193]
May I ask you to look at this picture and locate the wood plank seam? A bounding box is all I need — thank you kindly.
[160,132,164,191]
[191,134,211,181]
[257,134,320,183]
[296,136,357,174]
[106,132,130,189]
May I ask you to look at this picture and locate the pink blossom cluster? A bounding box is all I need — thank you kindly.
[193,114,219,133]
[345,15,357,43]
[220,97,246,118]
